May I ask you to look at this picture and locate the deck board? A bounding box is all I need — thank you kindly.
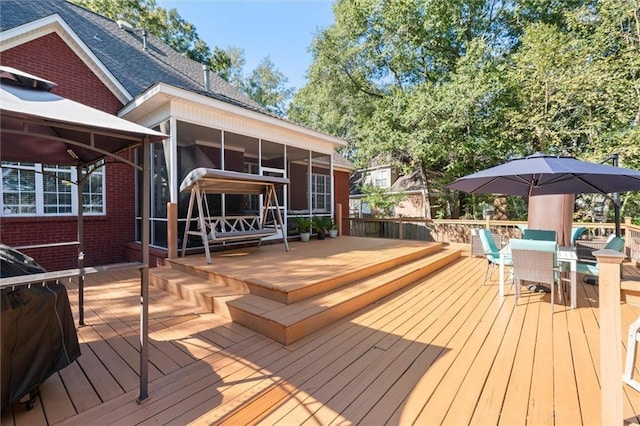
[3,240,640,425]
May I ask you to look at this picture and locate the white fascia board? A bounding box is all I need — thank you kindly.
[333,165,353,173]
[120,82,347,149]
[0,14,131,103]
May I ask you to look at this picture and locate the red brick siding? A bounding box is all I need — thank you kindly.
[333,170,351,236]
[0,163,135,270]
[1,33,123,113]
[1,33,133,270]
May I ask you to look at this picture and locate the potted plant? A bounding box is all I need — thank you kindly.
[293,217,312,242]
[313,216,333,240]
[328,219,338,238]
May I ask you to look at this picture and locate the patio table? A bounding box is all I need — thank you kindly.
[500,245,577,308]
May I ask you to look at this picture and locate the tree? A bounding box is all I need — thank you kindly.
[359,185,405,218]
[241,57,294,116]
[505,1,640,220]
[72,0,213,64]
[72,0,294,116]
[290,0,518,218]
[292,0,640,220]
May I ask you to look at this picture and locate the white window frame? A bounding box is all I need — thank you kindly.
[1,162,106,217]
[372,169,390,188]
[311,173,331,212]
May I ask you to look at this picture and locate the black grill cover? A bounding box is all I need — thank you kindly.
[1,283,81,411]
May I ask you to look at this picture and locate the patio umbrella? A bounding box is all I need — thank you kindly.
[445,152,640,197]
[445,152,640,237]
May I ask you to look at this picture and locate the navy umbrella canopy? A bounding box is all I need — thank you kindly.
[445,152,640,197]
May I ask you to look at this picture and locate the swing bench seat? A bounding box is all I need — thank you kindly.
[201,214,277,243]
[210,228,276,242]
[180,168,290,264]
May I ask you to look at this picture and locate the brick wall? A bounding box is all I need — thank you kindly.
[1,163,136,270]
[1,33,135,270]
[1,32,123,113]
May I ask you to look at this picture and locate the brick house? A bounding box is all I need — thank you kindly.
[350,163,437,219]
[0,0,352,270]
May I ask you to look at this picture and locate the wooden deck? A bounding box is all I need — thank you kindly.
[153,238,461,344]
[2,242,640,425]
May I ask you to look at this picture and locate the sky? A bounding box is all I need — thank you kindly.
[157,0,335,90]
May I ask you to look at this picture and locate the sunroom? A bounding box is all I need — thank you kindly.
[120,82,349,255]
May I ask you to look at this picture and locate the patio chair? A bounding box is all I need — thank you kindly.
[509,238,569,310]
[570,226,586,245]
[522,229,557,242]
[516,224,528,238]
[470,229,503,257]
[577,236,625,281]
[478,228,511,286]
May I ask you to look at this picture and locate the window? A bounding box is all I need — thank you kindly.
[2,162,36,214]
[371,169,390,188]
[82,163,105,213]
[312,173,330,212]
[1,162,105,216]
[43,165,73,214]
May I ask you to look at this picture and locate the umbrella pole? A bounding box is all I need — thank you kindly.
[612,154,621,237]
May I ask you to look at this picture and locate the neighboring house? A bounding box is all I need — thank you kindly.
[350,164,437,218]
[0,0,352,270]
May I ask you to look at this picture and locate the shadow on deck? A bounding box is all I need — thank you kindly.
[2,242,640,424]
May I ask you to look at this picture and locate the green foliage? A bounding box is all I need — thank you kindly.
[291,0,640,221]
[292,217,312,233]
[240,57,294,116]
[72,0,294,116]
[360,185,405,218]
[312,216,334,233]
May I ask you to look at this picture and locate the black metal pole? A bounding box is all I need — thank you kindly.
[76,165,85,326]
[612,154,621,237]
[137,137,150,403]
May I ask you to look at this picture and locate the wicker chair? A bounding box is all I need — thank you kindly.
[509,238,569,310]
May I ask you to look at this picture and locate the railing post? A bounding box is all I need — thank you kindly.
[398,217,403,240]
[167,202,178,259]
[595,249,625,425]
[336,203,343,236]
[485,215,491,229]
[625,216,632,256]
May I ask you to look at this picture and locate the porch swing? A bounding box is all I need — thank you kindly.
[179,168,290,264]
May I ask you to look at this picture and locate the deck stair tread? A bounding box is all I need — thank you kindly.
[224,246,461,344]
[166,241,444,304]
[150,267,247,313]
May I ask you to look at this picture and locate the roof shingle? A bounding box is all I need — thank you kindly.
[0,0,263,110]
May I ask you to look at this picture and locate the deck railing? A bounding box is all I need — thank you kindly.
[348,217,640,262]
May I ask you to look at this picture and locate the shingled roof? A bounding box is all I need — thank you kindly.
[0,0,263,110]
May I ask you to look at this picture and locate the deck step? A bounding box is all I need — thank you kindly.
[149,267,246,314]
[165,241,444,304]
[224,247,462,345]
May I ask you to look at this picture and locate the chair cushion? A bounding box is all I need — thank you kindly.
[523,229,557,241]
[577,261,598,276]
